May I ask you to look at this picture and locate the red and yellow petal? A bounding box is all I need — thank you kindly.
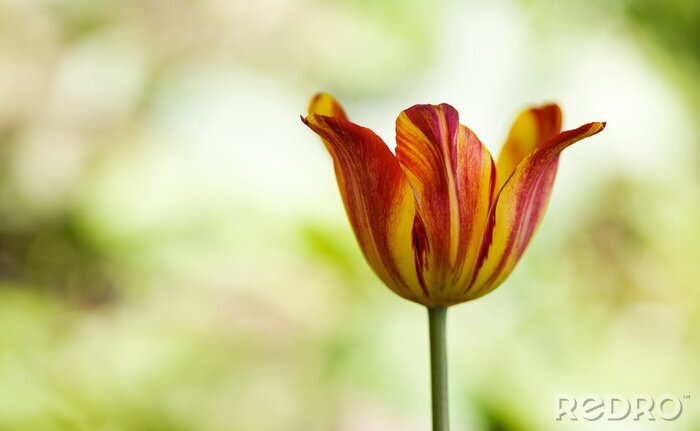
[496,104,562,189]
[395,104,496,304]
[307,92,348,121]
[469,122,606,299]
[303,95,427,304]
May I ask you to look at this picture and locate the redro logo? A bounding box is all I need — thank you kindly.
[555,394,684,422]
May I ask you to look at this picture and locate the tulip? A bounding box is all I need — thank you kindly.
[301,93,605,430]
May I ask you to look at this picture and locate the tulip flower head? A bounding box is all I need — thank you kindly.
[302,93,605,307]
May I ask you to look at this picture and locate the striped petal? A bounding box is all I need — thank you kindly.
[302,94,427,304]
[496,104,562,189]
[395,104,496,305]
[469,122,606,299]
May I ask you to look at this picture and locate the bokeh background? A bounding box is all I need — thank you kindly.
[0,0,699,430]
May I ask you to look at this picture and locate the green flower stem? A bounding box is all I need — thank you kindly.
[428,306,449,431]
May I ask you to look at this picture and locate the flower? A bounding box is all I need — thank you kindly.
[302,93,605,307]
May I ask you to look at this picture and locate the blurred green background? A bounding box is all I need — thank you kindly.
[0,0,699,430]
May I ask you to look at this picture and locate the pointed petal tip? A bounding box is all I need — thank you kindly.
[589,121,607,134]
[566,121,607,137]
[300,113,316,129]
[307,92,347,120]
